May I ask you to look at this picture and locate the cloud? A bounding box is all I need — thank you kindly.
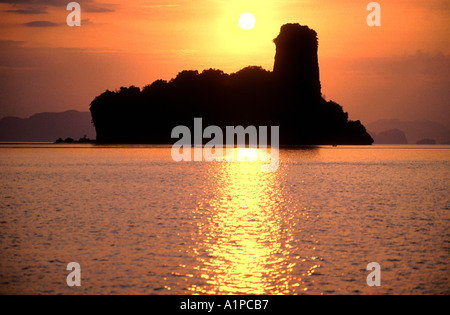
[81,18,94,25]
[6,8,48,14]
[84,3,117,13]
[352,51,450,81]
[142,4,181,9]
[23,20,59,27]
[1,0,116,13]
[0,39,27,49]
[0,0,70,4]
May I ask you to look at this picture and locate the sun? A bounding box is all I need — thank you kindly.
[239,13,256,30]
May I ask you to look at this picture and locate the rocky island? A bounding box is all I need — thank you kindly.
[90,23,374,145]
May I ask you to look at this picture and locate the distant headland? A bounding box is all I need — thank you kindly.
[90,23,374,145]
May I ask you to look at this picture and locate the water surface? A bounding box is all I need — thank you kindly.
[0,145,449,294]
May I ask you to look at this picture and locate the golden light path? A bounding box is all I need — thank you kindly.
[187,148,321,294]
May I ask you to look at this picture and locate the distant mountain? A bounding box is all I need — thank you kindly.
[0,110,95,142]
[416,138,437,145]
[367,119,450,144]
[370,129,408,144]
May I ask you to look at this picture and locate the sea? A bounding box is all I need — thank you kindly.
[0,144,449,295]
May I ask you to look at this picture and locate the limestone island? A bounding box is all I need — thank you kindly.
[90,23,374,145]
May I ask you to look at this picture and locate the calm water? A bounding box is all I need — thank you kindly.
[0,145,449,295]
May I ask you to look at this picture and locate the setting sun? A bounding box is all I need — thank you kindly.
[239,13,256,30]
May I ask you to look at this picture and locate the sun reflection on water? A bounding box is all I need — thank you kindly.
[187,148,317,294]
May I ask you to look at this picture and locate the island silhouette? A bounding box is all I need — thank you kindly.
[90,23,374,145]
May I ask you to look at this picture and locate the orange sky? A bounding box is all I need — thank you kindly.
[0,0,449,127]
